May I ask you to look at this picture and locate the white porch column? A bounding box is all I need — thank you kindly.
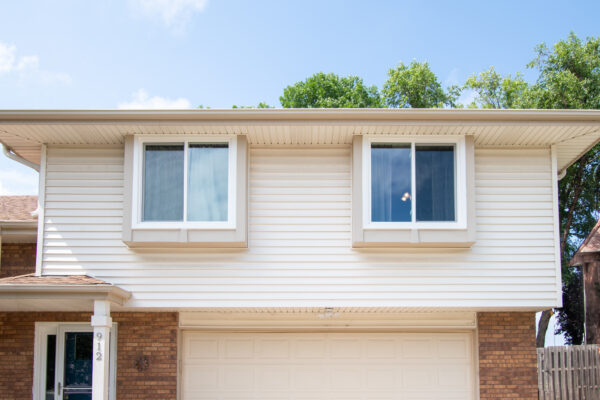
[91,300,112,400]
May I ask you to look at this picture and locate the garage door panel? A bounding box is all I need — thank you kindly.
[182,332,474,400]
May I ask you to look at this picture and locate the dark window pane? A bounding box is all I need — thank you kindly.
[187,143,229,221]
[371,143,412,222]
[45,335,56,399]
[143,144,184,221]
[64,332,93,388]
[415,145,455,221]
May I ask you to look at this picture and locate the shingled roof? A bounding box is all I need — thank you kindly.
[570,219,600,266]
[0,196,37,222]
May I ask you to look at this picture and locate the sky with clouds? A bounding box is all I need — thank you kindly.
[0,0,598,197]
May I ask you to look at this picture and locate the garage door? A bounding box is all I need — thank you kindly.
[182,332,475,400]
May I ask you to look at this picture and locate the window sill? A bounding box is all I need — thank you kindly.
[353,227,475,248]
[124,226,247,248]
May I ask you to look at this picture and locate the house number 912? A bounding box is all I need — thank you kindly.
[96,332,103,361]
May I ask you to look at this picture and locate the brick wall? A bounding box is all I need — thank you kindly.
[0,243,36,278]
[113,312,178,399]
[0,312,178,400]
[478,312,538,399]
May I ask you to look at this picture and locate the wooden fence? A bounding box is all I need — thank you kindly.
[538,345,600,399]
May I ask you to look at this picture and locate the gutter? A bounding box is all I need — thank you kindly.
[0,108,600,123]
[2,144,39,171]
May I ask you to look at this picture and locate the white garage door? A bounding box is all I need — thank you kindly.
[182,332,475,400]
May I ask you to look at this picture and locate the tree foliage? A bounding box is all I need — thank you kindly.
[463,67,529,109]
[556,268,585,344]
[527,33,600,110]
[382,61,458,108]
[280,72,382,108]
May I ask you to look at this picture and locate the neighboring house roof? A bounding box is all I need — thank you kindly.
[571,219,600,266]
[0,109,599,174]
[0,195,37,222]
[0,196,38,243]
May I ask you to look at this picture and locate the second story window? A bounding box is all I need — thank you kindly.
[371,143,455,223]
[362,136,467,230]
[143,143,229,222]
[133,136,237,229]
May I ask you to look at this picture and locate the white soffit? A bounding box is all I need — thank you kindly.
[0,109,599,173]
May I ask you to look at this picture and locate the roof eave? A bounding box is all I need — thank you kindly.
[1,108,600,123]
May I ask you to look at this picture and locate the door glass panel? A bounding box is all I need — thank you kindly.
[64,332,93,400]
[45,335,56,400]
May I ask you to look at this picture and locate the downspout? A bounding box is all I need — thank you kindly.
[2,144,40,172]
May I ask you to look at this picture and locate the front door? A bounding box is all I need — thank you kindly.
[55,326,93,400]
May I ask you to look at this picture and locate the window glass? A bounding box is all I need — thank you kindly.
[143,144,184,221]
[187,143,229,221]
[45,335,56,400]
[371,143,412,222]
[64,332,93,388]
[416,145,455,222]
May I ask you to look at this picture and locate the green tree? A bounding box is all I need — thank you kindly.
[463,67,530,109]
[382,61,458,108]
[280,72,382,108]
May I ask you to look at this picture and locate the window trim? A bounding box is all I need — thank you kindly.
[362,135,468,230]
[131,135,237,230]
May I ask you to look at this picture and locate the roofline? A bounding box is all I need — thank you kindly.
[0,284,131,303]
[1,108,600,123]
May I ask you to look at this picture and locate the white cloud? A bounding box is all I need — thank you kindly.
[0,43,17,73]
[118,89,192,109]
[129,0,208,31]
[0,41,71,85]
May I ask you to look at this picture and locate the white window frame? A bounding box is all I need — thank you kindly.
[131,135,237,230]
[33,322,118,400]
[362,135,467,230]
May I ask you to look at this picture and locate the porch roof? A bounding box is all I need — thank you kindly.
[0,274,131,311]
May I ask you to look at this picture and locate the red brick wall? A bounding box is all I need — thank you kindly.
[113,312,178,399]
[478,312,538,399]
[0,312,178,400]
[0,243,36,278]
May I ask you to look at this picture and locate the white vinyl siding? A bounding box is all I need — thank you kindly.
[41,145,559,309]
